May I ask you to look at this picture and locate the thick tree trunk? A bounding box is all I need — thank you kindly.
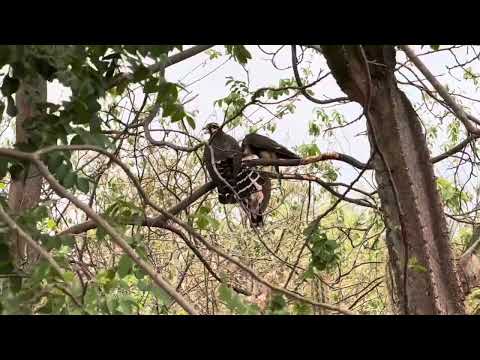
[8,74,46,268]
[373,151,405,313]
[458,225,480,295]
[321,45,465,314]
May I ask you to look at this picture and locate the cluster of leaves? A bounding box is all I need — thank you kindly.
[311,108,347,136]
[0,193,179,314]
[447,119,462,144]
[193,206,220,231]
[252,78,299,101]
[0,201,81,313]
[225,46,252,65]
[298,143,321,157]
[463,67,480,86]
[0,45,195,195]
[214,76,249,128]
[436,177,471,212]
[1,45,203,312]
[303,223,340,279]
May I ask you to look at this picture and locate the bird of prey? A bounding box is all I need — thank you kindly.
[241,133,301,188]
[241,133,301,174]
[202,123,242,204]
[237,154,271,227]
[202,123,272,227]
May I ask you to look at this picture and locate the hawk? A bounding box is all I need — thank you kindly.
[202,123,272,227]
[202,123,242,204]
[237,154,271,227]
[241,133,301,175]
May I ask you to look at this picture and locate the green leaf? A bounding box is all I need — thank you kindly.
[55,163,69,181]
[196,214,209,229]
[117,295,137,314]
[269,294,287,313]
[186,116,196,129]
[218,283,232,303]
[133,266,146,279]
[144,77,159,94]
[47,153,64,172]
[293,302,312,315]
[117,255,133,278]
[59,234,75,248]
[32,57,57,81]
[62,171,76,189]
[0,100,5,116]
[218,283,259,315]
[44,236,62,250]
[70,134,84,145]
[0,158,8,179]
[132,65,150,82]
[225,45,252,65]
[63,271,75,283]
[157,82,178,102]
[46,218,57,230]
[76,177,90,194]
[152,286,172,305]
[31,261,51,283]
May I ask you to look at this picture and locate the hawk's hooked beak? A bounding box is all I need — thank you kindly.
[203,124,220,136]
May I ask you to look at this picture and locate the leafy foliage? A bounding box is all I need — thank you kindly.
[225,46,252,65]
[436,177,470,212]
[304,225,340,276]
[1,45,479,316]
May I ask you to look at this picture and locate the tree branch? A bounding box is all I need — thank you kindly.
[0,146,202,315]
[163,224,251,296]
[243,152,372,170]
[21,145,353,315]
[59,181,215,235]
[400,45,480,135]
[0,202,65,278]
[108,45,215,90]
[291,45,350,105]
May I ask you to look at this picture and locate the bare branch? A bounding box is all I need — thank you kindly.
[60,182,215,235]
[243,152,372,170]
[291,45,350,105]
[400,45,480,135]
[108,45,215,90]
[30,145,354,315]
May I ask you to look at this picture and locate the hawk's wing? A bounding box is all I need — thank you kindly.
[203,131,242,204]
[237,154,272,227]
[242,133,300,159]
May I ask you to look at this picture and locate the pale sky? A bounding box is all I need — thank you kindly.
[163,45,480,188]
[21,45,480,194]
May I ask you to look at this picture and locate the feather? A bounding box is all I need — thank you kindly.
[237,154,271,227]
[203,125,242,204]
[242,133,301,160]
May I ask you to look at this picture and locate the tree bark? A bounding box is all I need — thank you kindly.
[8,74,47,268]
[321,45,465,314]
[458,225,480,295]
